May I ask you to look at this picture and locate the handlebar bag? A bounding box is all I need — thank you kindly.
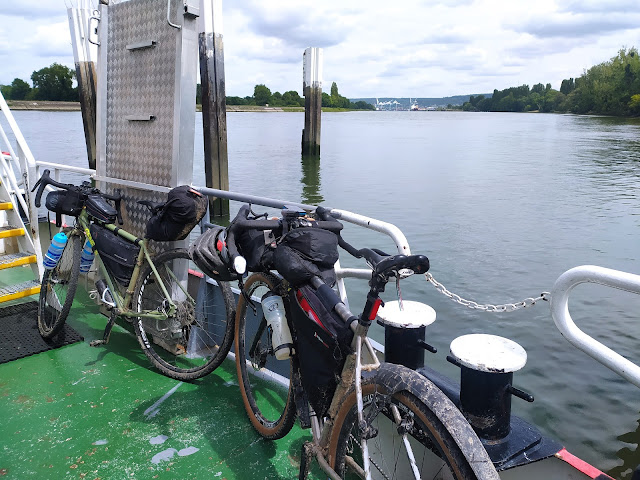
[289,284,353,417]
[85,195,117,223]
[146,186,207,242]
[45,188,84,227]
[90,223,140,285]
[274,227,339,287]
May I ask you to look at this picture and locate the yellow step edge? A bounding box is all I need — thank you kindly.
[0,227,25,239]
[0,284,40,303]
[0,202,13,210]
[0,254,37,270]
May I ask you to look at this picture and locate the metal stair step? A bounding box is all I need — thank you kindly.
[0,202,13,210]
[0,226,25,239]
[0,279,40,303]
[0,252,37,270]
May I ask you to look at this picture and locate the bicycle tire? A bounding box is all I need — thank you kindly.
[38,232,82,338]
[328,363,499,480]
[133,248,235,381]
[235,272,296,440]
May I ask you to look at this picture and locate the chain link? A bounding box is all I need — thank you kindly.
[424,273,551,313]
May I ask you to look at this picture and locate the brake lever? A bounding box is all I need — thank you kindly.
[30,176,42,192]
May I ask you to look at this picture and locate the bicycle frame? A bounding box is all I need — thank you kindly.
[305,291,411,480]
[72,210,182,321]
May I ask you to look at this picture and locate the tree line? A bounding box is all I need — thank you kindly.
[204,82,374,110]
[2,63,375,111]
[461,47,640,116]
[1,63,78,102]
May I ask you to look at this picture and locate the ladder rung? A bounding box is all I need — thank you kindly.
[0,226,25,238]
[0,202,13,210]
[0,279,40,303]
[0,252,37,269]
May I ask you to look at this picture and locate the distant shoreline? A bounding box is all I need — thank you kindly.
[4,100,368,113]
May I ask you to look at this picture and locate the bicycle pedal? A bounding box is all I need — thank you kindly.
[89,339,107,347]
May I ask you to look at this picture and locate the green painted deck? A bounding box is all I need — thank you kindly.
[0,266,323,479]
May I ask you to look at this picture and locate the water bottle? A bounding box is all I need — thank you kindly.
[43,232,68,270]
[261,292,295,360]
[79,239,94,273]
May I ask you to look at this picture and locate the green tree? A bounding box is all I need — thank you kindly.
[31,63,77,101]
[282,90,303,106]
[4,78,31,100]
[0,85,11,99]
[271,91,283,106]
[629,94,640,115]
[321,92,331,107]
[253,84,271,106]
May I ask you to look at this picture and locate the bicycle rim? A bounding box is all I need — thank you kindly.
[235,272,296,439]
[38,233,81,338]
[329,366,498,480]
[133,249,235,381]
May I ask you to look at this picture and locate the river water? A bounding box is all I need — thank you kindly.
[5,110,640,477]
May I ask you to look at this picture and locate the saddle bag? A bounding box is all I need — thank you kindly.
[274,227,339,287]
[45,188,85,227]
[146,186,208,242]
[90,223,140,285]
[290,283,353,417]
[85,195,117,223]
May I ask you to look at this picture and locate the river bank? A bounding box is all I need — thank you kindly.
[3,101,364,113]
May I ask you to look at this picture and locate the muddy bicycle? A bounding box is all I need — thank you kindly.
[192,204,499,479]
[32,170,235,381]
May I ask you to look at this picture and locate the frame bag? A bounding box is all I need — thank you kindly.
[146,186,208,242]
[289,284,353,417]
[90,224,140,285]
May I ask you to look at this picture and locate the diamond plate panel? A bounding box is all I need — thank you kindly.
[103,0,196,240]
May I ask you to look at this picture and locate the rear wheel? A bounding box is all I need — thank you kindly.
[329,363,499,480]
[38,232,81,338]
[133,249,235,381]
[235,272,296,439]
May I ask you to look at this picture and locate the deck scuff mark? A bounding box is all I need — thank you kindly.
[143,382,183,420]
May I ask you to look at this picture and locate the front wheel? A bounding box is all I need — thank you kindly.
[38,232,82,338]
[235,272,296,440]
[133,248,235,381]
[328,363,499,480]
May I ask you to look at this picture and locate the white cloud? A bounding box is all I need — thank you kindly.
[1,0,639,97]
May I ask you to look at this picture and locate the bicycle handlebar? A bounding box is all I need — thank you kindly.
[223,204,344,275]
[32,169,123,224]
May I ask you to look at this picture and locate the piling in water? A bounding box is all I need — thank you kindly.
[199,0,229,218]
[302,48,323,157]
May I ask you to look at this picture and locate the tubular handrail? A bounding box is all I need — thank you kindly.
[550,265,640,388]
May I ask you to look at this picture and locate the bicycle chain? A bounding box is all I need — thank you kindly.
[424,273,550,313]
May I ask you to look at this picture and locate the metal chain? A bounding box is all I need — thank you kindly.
[424,273,551,313]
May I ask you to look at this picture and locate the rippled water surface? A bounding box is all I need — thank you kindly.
[5,110,640,477]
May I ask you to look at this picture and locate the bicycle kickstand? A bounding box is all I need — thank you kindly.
[89,311,117,347]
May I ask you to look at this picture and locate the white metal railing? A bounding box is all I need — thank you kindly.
[0,91,44,276]
[550,265,640,388]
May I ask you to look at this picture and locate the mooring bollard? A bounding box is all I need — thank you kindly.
[302,47,322,156]
[376,300,437,370]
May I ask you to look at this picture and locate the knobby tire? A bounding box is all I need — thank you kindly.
[133,248,235,381]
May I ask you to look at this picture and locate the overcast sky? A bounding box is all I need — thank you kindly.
[0,0,638,99]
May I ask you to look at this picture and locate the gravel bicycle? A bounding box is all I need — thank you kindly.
[32,170,235,381]
[219,205,499,480]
